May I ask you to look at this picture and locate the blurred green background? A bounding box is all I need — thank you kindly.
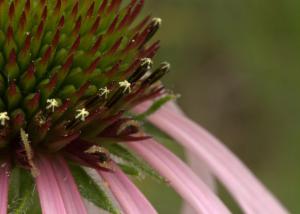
[136,0,300,213]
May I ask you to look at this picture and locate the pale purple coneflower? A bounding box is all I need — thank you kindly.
[0,0,288,213]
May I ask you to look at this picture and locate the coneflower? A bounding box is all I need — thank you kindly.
[0,0,288,213]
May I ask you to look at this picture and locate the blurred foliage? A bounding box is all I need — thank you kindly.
[138,0,300,213]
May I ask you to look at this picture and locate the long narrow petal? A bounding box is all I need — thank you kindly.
[137,102,288,214]
[127,140,231,214]
[36,156,67,214]
[0,162,9,214]
[165,103,216,214]
[97,163,157,214]
[164,102,216,190]
[51,156,87,214]
[182,151,216,214]
[36,155,87,214]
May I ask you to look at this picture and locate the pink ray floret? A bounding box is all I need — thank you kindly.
[98,163,157,214]
[0,162,9,214]
[36,155,87,214]
[135,101,288,214]
[128,139,230,214]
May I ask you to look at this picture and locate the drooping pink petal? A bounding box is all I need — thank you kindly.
[0,162,9,214]
[164,102,216,190]
[36,155,67,214]
[36,155,87,214]
[182,150,216,214]
[136,102,288,214]
[51,156,88,214]
[127,140,231,214]
[161,102,217,214]
[97,163,157,214]
[164,102,217,214]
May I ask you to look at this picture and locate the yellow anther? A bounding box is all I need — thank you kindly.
[0,112,9,126]
[46,99,60,112]
[140,58,153,70]
[152,17,162,26]
[119,80,131,93]
[99,87,111,99]
[85,145,108,154]
[75,108,90,121]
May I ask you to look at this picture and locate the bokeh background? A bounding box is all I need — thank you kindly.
[136,0,300,213]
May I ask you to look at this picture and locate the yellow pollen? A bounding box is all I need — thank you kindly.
[119,80,131,93]
[140,58,153,70]
[0,112,9,126]
[75,108,90,121]
[85,145,108,154]
[99,87,111,99]
[46,99,60,112]
[152,17,162,26]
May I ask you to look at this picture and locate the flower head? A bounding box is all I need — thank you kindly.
[0,0,287,213]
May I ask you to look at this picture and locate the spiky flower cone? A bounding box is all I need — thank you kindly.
[0,0,288,214]
[0,0,167,168]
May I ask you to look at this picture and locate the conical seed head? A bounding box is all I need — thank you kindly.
[0,0,169,161]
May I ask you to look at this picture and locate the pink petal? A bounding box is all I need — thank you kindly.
[127,140,230,214]
[51,156,87,214]
[137,102,288,214]
[36,155,67,214]
[97,163,157,214]
[182,150,216,214]
[0,162,9,214]
[164,102,216,214]
[36,155,87,214]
